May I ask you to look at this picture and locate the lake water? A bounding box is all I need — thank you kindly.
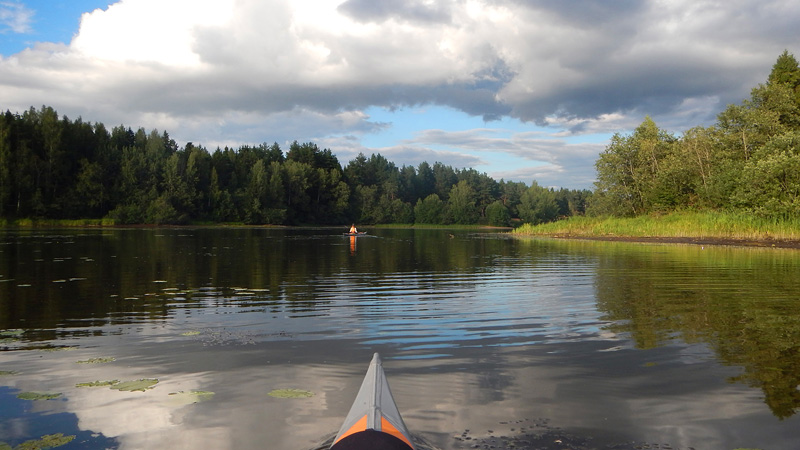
[1,228,800,450]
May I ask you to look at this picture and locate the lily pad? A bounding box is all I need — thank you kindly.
[180,331,201,336]
[168,390,215,404]
[76,380,120,388]
[17,392,63,400]
[0,329,24,337]
[38,346,78,352]
[268,388,314,399]
[15,433,75,450]
[76,357,116,364]
[110,378,159,392]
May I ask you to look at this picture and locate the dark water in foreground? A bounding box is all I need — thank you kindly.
[1,228,800,450]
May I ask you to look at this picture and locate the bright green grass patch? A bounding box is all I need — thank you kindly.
[17,392,62,401]
[513,211,800,241]
[268,388,314,398]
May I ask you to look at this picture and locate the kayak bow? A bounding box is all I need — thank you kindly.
[330,353,415,450]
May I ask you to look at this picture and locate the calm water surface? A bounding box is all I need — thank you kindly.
[1,228,800,450]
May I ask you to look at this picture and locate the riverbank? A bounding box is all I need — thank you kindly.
[0,219,510,231]
[0,218,117,227]
[512,211,800,249]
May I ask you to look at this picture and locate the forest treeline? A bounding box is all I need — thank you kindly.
[589,51,800,218]
[3,51,797,226]
[0,107,590,226]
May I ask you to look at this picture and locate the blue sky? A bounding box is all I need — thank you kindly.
[0,1,108,53]
[2,0,798,189]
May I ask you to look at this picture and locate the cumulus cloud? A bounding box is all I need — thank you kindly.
[401,128,604,186]
[0,0,797,188]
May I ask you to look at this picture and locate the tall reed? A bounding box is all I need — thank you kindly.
[513,211,800,241]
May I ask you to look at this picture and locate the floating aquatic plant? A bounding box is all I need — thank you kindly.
[76,357,115,364]
[37,346,78,352]
[76,380,120,388]
[0,370,18,376]
[1,329,24,344]
[0,329,24,337]
[0,441,10,450]
[17,392,62,400]
[168,390,215,404]
[268,389,314,399]
[180,331,201,336]
[14,433,75,450]
[110,379,159,392]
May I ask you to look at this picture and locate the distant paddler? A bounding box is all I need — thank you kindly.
[349,224,358,234]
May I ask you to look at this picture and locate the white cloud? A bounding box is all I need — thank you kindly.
[0,0,798,189]
[72,0,235,66]
[0,1,33,34]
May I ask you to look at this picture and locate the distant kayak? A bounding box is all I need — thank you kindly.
[330,353,415,450]
[343,232,367,236]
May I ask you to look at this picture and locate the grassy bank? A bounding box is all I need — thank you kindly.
[0,218,117,227]
[513,211,800,241]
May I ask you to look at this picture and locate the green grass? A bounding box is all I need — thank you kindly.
[2,218,116,227]
[513,211,800,241]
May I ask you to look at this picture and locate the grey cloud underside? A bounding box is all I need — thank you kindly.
[119,77,512,123]
[330,0,792,127]
[514,61,752,126]
[507,0,645,26]
[337,0,453,24]
[116,52,740,128]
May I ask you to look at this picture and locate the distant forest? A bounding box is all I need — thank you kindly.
[0,107,590,226]
[589,50,800,219]
[3,51,798,226]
